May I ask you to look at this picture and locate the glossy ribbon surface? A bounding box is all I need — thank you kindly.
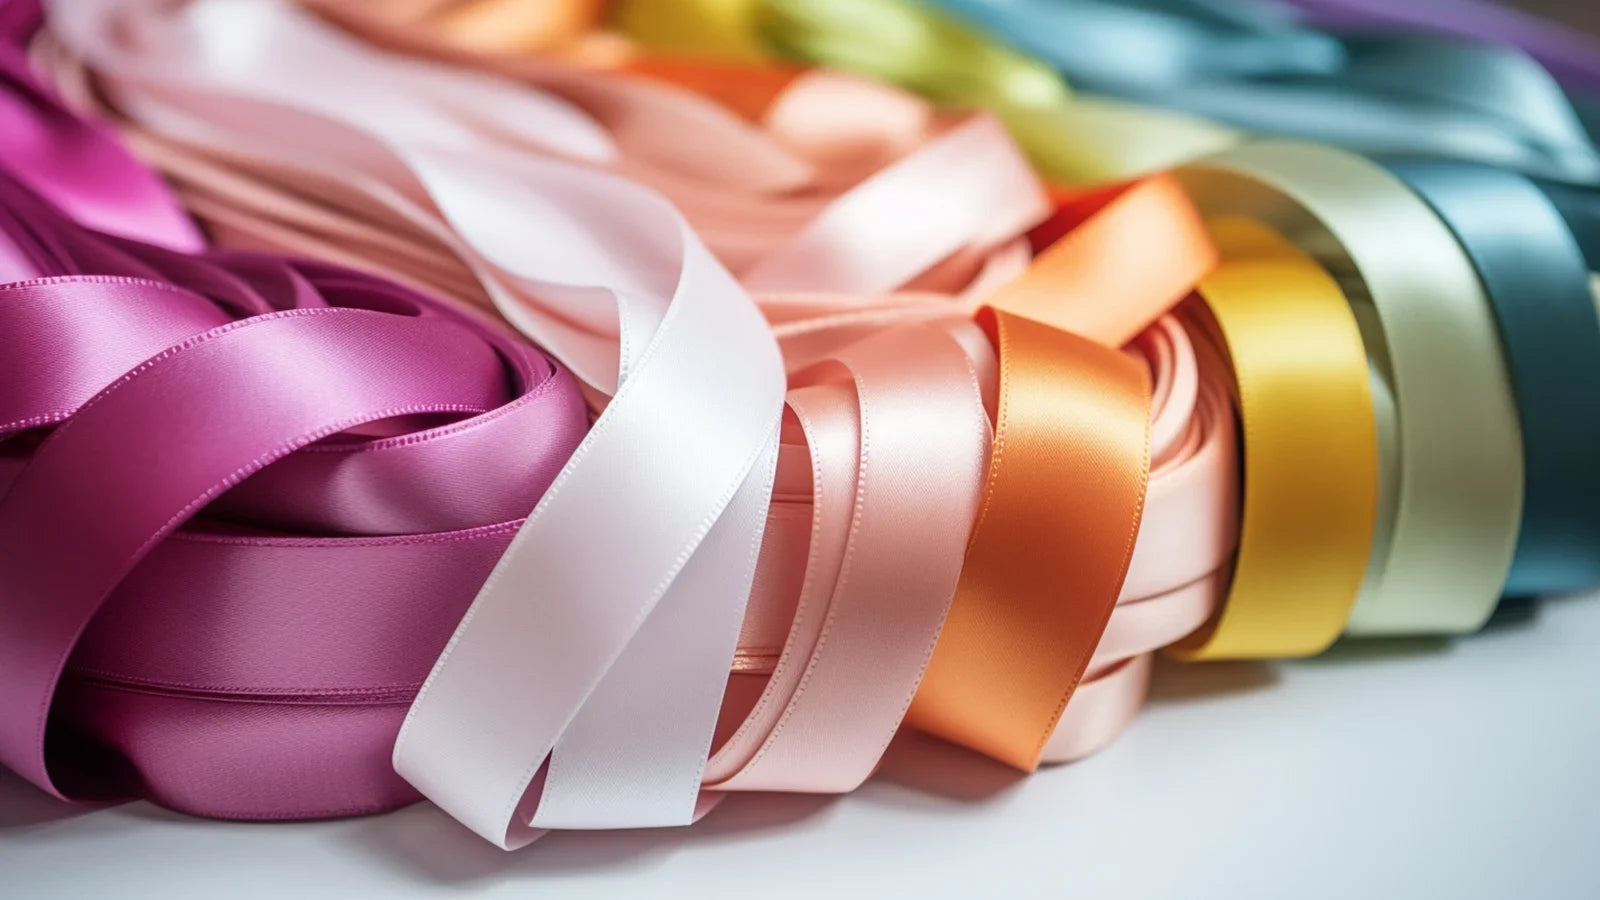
[1173,217,1377,658]
[1179,141,1525,636]
[0,170,587,819]
[614,0,1240,183]
[51,0,791,847]
[1387,160,1600,597]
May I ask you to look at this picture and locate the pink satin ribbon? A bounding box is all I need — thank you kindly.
[40,0,1237,844]
[0,165,587,820]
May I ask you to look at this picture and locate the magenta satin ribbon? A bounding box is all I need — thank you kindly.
[0,41,586,819]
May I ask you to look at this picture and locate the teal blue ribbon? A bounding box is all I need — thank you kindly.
[1538,178,1600,271]
[1386,160,1600,597]
[921,0,1600,183]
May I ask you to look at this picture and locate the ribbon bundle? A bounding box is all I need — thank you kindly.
[0,0,1596,854]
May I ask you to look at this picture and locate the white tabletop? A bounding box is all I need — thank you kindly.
[4,590,1598,899]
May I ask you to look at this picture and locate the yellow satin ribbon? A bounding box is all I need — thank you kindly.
[1171,217,1377,659]
[611,0,1238,183]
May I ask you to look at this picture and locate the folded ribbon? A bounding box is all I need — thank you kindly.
[51,0,792,847]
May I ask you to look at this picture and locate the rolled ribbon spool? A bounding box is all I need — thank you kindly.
[1177,140,1525,637]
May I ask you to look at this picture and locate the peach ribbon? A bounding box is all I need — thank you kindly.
[43,0,1238,822]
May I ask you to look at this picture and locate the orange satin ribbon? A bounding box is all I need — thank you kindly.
[906,177,1218,770]
[905,308,1150,770]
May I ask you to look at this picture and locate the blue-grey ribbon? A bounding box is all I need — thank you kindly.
[1387,160,1600,597]
[920,0,1600,183]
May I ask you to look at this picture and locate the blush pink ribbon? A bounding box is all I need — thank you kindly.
[42,0,1237,845]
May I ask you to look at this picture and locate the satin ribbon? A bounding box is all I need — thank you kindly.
[1279,0,1600,96]
[1538,179,1600,272]
[49,0,1237,832]
[0,13,585,819]
[51,0,791,847]
[903,177,1230,768]
[905,309,1149,771]
[1178,140,1524,636]
[0,38,198,249]
[281,0,1044,288]
[611,0,1240,183]
[1170,218,1376,658]
[915,0,1600,184]
[1385,160,1600,598]
[0,173,588,818]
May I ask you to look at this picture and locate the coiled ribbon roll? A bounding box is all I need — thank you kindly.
[1178,140,1524,636]
[0,68,589,820]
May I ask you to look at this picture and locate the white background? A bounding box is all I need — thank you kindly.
[4,590,1598,899]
